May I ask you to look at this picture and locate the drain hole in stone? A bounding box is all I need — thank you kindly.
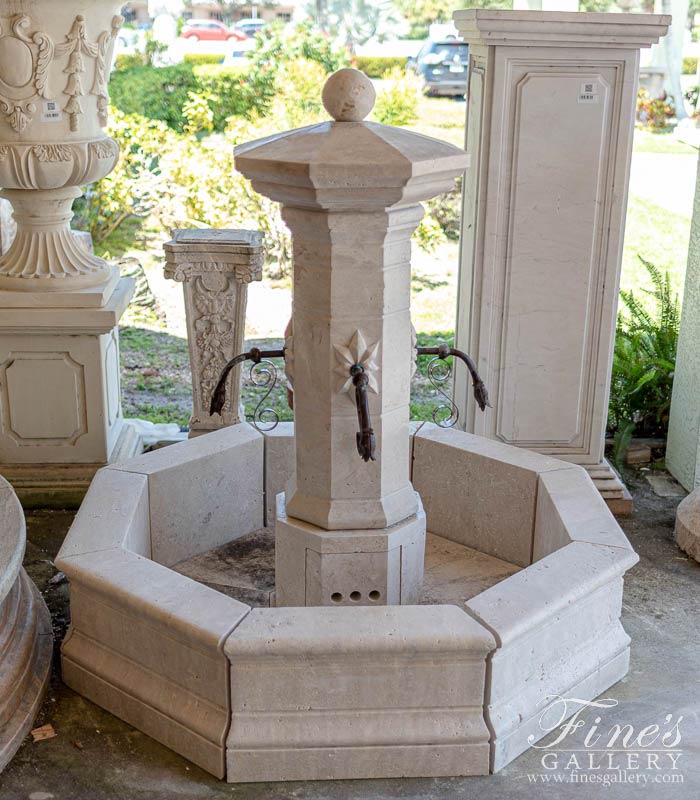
[350,591,361,602]
[369,590,381,601]
[331,592,343,603]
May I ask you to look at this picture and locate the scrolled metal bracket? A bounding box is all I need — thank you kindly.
[416,343,490,429]
[210,346,285,432]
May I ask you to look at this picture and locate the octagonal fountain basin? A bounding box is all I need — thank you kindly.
[56,421,637,783]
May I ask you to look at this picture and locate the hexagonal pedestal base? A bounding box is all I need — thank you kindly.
[275,493,426,607]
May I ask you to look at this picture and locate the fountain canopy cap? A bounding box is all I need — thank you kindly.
[234,68,469,212]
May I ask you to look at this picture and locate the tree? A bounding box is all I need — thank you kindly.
[661,0,689,119]
[394,0,510,40]
[308,0,400,49]
[578,0,614,10]
[336,0,395,46]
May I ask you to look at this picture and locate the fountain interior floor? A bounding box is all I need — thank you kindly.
[171,528,521,608]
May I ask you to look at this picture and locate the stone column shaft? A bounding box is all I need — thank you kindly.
[285,205,423,530]
[667,150,700,491]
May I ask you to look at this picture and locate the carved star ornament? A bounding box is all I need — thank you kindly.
[333,330,380,398]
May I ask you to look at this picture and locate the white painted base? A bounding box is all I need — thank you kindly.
[2,419,145,508]
[0,570,53,772]
[0,276,138,505]
[0,277,134,471]
[675,488,700,562]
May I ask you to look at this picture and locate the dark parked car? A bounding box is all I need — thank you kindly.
[407,39,469,97]
[234,18,266,39]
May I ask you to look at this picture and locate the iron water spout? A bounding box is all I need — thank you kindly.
[350,364,376,462]
[210,341,490,461]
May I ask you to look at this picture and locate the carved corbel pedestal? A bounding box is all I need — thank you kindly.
[164,230,264,437]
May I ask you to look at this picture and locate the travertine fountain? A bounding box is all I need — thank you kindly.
[57,69,639,782]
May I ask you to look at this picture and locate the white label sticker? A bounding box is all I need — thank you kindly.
[578,93,599,104]
[580,81,597,94]
[42,100,63,122]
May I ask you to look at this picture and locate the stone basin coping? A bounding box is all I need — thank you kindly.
[56,422,638,781]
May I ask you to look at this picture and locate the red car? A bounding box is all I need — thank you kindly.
[181,20,246,42]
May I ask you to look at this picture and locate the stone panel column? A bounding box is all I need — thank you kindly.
[452,10,670,513]
[164,229,264,437]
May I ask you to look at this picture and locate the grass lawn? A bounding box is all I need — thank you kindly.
[630,128,697,155]
[119,327,460,429]
[113,97,695,428]
[621,195,692,299]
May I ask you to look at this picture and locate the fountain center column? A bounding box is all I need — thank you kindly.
[234,69,468,606]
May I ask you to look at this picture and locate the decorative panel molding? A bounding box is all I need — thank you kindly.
[493,63,617,451]
[1,351,87,445]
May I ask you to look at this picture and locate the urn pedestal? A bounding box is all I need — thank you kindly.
[0,1,139,505]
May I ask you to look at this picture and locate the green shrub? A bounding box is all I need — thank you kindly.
[183,91,215,136]
[114,53,147,71]
[266,58,327,129]
[372,67,420,126]
[110,64,199,130]
[183,53,225,66]
[683,56,698,74]
[109,63,262,133]
[608,257,680,446]
[356,56,408,79]
[74,109,175,243]
[426,177,462,241]
[192,64,257,130]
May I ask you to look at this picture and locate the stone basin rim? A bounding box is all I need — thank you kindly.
[56,422,638,782]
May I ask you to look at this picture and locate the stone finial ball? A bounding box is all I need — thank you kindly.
[322,68,376,122]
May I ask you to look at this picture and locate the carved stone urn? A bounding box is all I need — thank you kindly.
[0,1,124,291]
